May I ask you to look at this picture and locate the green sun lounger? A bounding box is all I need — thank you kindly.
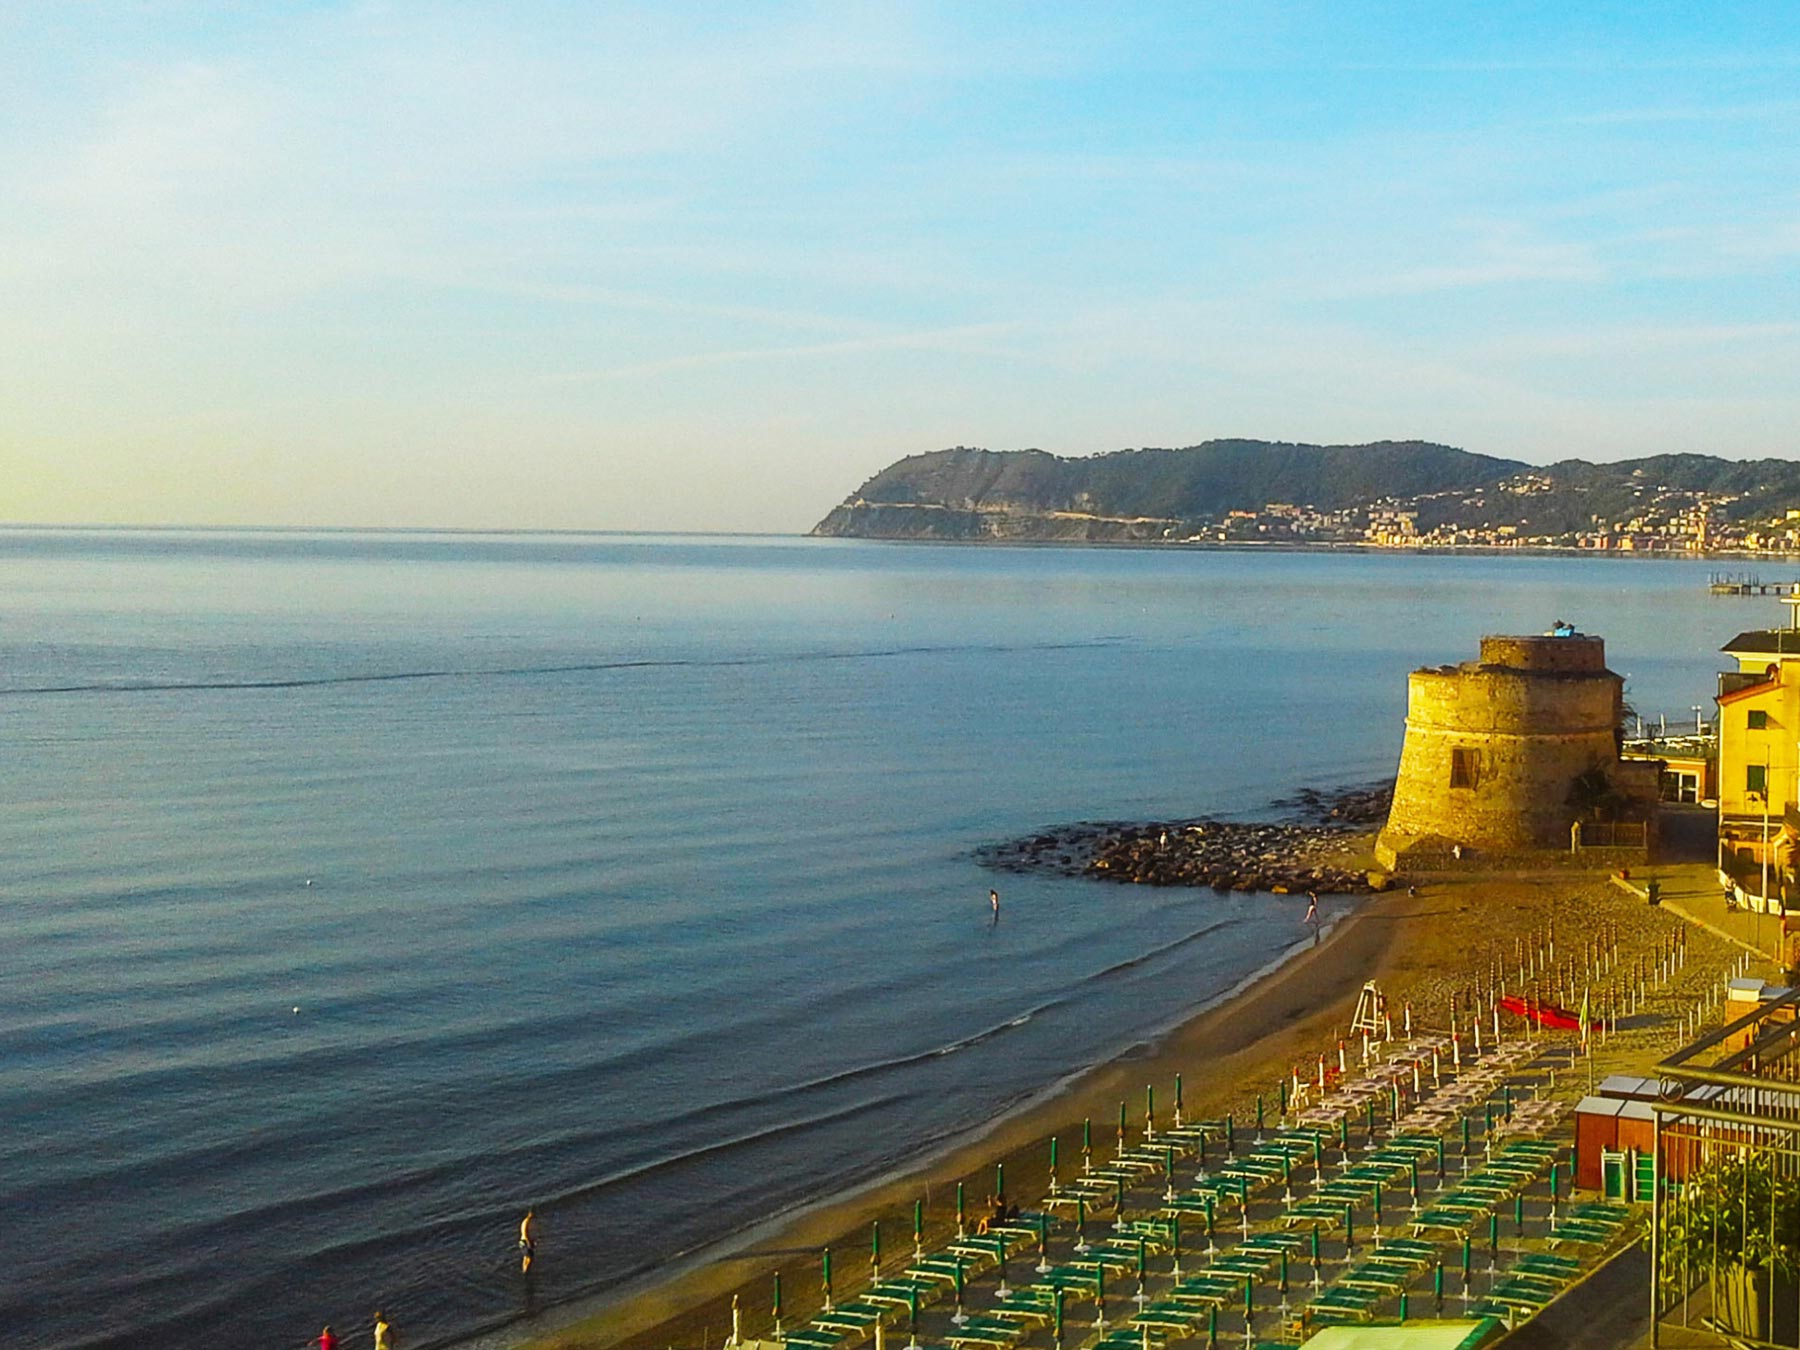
[1285,1200,1352,1228]
[1340,1265,1410,1295]
[1546,1221,1620,1248]
[1241,1232,1307,1254]
[781,1328,850,1350]
[1170,1275,1242,1303]
[1093,1332,1164,1350]
[1480,1278,1556,1311]
[1411,1208,1484,1236]
[1512,1252,1580,1279]
[1037,1264,1102,1294]
[1136,1308,1209,1332]
[1309,1285,1382,1315]
[942,1326,1021,1348]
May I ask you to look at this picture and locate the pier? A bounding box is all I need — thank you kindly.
[1707,572,1800,596]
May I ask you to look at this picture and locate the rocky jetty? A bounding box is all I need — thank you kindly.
[977,781,1392,894]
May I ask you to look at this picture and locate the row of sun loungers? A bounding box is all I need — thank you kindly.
[772,1034,1624,1350]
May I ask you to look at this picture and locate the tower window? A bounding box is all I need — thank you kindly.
[1749,710,1770,730]
[1450,747,1481,790]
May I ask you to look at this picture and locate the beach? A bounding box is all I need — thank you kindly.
[525,861,1733,1350]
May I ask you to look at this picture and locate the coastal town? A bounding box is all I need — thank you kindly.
[1214,477,1800,554]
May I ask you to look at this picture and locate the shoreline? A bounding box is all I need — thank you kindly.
[810,533,1798,562]
[517,885,1418,1350]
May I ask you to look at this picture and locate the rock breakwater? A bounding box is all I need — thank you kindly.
[977,781,1392,894]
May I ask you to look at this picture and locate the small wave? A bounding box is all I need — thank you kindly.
[0,639,1120,699]
[1084,918,1233,984]
[570,993,1068,1133]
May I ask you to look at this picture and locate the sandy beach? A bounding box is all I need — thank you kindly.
[520,858,1739,1350]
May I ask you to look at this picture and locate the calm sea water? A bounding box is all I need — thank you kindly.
[0,531,1748,1349]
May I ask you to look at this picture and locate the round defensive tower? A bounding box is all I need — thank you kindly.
[1375,633,1629,867]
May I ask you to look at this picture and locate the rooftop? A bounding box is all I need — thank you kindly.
[1720,628,1800,655]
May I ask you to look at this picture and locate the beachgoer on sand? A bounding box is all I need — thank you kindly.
[318,1326,337,1350]
[520,1208,538,1273]
[373,1311,393,1350]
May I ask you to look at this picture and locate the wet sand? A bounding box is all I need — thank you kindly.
[523,869,1715,1350]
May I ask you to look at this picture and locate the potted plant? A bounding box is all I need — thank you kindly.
[1662,1152,1800,1344]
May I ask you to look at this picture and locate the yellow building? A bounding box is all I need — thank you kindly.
[1716,611,1800,906]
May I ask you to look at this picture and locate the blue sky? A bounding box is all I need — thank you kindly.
[4,3,1799,531]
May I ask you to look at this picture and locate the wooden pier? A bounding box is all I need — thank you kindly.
[1708,572,1800,596]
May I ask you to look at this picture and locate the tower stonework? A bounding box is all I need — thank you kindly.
[1375,633,1659,869]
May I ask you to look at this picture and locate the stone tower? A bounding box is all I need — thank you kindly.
[1375,632,1659,868]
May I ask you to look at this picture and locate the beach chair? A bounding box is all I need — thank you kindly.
[1240,1232,1306,1256]
[1410,1205,1485,1236]
[1567,1201,1630,1222]
[1117,1217,1176,1243]
[1207,1252,1272,1280]
[982,1302,1055,1332]
[861,1282,933,1313]
[1545,1220,1620,1249]
[1037,1264,1103,1296]
[1494,1139,1559,1161]
[1092,1331,1165,1350]
[993,1284,1058,1312]
[906,1258,969,1287]
[942,1317,1024,1349]
[1307,1286,1381,1319]
[987,1223,1041,1248]
[1166,1281,1238,1310]
[1283,1200,1347,1228]
[1476,1278,1557,1314]
[948,1237,1009,1267]
[1511,1252,1580,1281]
[1368,1245,1440,1274]
[1160,1121,1226,1148]
[811,1309,886,1342]
[781,1327,851,1350]
[1134,1306,1210,1334]
[1338,1264,1410,1296]
[1076,1244,1144,1272]
[1314,1180,1378,1206]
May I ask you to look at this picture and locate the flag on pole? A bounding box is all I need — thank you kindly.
[1579,987,1590,1046]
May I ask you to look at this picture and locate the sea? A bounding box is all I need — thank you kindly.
[0,529,1752,1349]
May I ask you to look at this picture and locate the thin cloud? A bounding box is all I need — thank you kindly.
[539,322,1024,383]
[1566,100,1800,126]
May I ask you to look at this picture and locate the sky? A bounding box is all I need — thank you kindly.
[4,3,1800,533]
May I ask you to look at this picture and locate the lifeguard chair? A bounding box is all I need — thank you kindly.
[1349,980,1387,1040]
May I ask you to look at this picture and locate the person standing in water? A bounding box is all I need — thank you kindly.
[317,1327,337,1350]
[520,1208,538,1273]
[372,1311,393,1350]
[989,888,1000,919]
